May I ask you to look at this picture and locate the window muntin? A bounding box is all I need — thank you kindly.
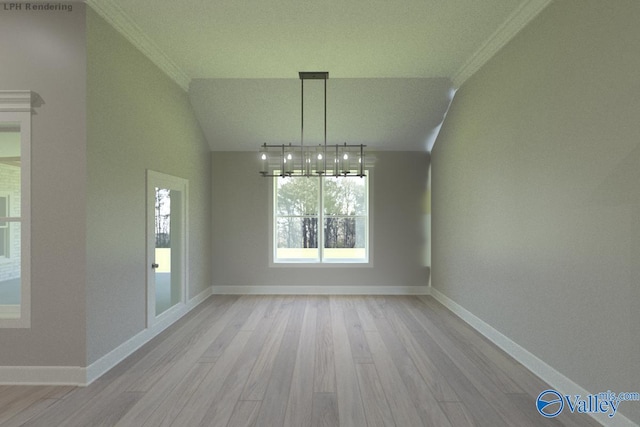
[0,195,10,258]
[274,171,368,263]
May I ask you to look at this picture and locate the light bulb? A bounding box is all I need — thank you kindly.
[261,153,267,160]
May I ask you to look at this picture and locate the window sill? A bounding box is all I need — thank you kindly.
[270,260,372,268]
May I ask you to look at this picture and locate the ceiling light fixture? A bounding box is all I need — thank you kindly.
[259,71,366,178]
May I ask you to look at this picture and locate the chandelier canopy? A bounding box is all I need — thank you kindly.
[259,72,366,178]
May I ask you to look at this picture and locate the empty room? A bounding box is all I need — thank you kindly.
[0,0,638,426]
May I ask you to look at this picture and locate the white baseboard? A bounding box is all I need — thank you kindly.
[428,288,638,427]
[211,285,431,295]
[0,286,213,387]
[0,366,86,386]
[0,285,425,386]
[86,286,212,385]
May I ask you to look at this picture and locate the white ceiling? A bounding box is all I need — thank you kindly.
[90,0,552,151]
[190,77,453,151]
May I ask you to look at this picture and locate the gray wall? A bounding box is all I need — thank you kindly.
[86,9,212,364]
[0,5,212,368]
[432,1,639,423]
[0,4,87,366]
[212,151,429,290]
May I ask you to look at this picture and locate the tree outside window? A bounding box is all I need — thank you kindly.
[274,172,368,263]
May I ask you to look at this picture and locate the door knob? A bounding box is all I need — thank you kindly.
[151,263,159,269]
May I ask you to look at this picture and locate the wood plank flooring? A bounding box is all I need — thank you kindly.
[0,296,602,427]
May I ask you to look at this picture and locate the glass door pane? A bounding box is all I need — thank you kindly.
[154,187,184,316]
[147,170,187,325]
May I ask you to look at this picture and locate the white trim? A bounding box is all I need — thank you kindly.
[0,91,32,112]
[86,286,211,385]
[428,288,638,427]
[451,0,552,88]
[146,170,189,328]
[211,285,430,295]
[0,305,21,319]
[0,366,85,386]
[269,261,374,269]
[86,0,190,91]
[270,170,372,266]
[0,94,32,329]
[0,286,212,386]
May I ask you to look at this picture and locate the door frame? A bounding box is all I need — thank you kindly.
[146,169,189,327]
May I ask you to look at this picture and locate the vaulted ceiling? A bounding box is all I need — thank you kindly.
[89,0,551,151]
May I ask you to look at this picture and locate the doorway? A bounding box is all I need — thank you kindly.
[146,170,188,326]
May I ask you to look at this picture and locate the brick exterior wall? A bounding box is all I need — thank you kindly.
[0,163,21,282]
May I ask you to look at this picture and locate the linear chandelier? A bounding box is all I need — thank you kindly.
[259,71,366,178]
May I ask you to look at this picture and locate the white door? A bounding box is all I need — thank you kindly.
[146,170,188,326]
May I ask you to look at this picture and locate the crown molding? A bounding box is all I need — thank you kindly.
[0,91,32,112]
[86,0,190,91]
[451,0,553,88]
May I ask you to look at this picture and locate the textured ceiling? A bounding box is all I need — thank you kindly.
[91,0,552,150]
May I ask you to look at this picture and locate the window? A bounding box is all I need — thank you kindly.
[274,171,369,263]
[0,91,31,328]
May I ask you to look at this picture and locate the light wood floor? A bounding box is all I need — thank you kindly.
[0,295,601,427]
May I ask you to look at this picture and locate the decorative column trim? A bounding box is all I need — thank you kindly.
[0,91,32,112]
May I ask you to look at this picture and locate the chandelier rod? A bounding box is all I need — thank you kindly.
[324,74,327,172]
[301,76,304,150]
[260,72,366,178]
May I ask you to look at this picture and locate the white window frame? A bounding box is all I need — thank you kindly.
[0,91,32,328]
[271,170,371,265]
[0,194,10,258]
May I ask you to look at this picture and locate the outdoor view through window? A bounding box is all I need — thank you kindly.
[275,172,368,263]
[0,124,22,320]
